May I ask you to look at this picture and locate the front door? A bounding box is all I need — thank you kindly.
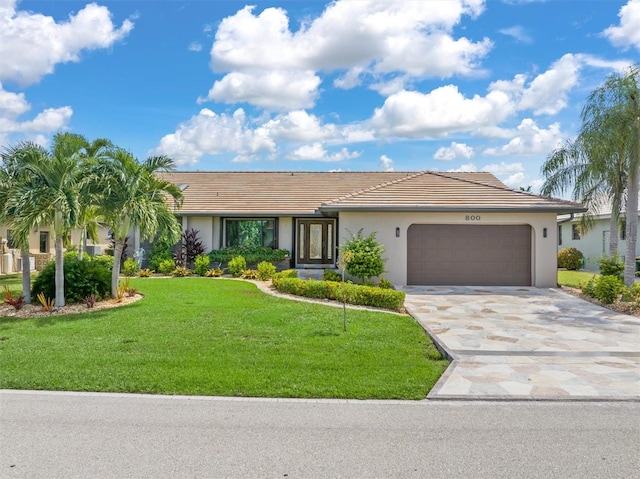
[297,219,335,266]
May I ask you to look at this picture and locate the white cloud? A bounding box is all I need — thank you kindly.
[260,110,337,142]
[370,86,513,138]
[518,54,581,115]
[434,142,475,161]
[152,108,276,166]
[205,1,492,109]
[200,70,321,110]
[447,162,477,172]
[603,0,640,50]
[483,118,563,156]
[379,154,394,171]
[0,2,134,86]
[287,143,361,162]
[498,26,532,43]
[188,42,202,52]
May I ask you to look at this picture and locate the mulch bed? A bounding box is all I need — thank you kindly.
[560,285,640,317]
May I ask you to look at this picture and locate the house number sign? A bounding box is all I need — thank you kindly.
[465,215,481,221]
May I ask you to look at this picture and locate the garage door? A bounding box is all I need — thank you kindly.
[407,224,531,286]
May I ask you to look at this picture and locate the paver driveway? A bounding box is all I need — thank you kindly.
[402,286,640,400]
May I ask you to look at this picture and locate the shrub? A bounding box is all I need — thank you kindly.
[194,254,211,276]
[241,269,260,280]
[580,276,597,297]
[4,294,25,310]
[228,255,247,277]
[32,256,111,304]
[323,269,342,282]
[138,268,153,277]
[157,259,176,275]
[599,254,624,279]
[557,247,583,270]
[171,266,191,277]
[272,269,297,288]
[257,261,276,280]
[179,228,205,269]
[148,239,176,272]
[378,278,393,289]
[592,275,623,304]
[621,283,640,302]
[340,229,386,282]
[205,268,223,277]
[91,255,114,269]
[273,277,405,312]
[37,292,55,311]
[84,294,97,309]
[122,257,139,277]
[209,246,289,265]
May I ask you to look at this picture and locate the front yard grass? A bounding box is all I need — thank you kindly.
[557,269,597,289]
[0,278,448,399]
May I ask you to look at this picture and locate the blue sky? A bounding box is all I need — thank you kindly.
[1,0,639,191]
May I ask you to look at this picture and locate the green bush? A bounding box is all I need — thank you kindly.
[32,256,111,304]
[194,254,211,276]
[148,239,176,272]
[621,283,640,302]
[599,254,624,279]
[157,259,176,275]
[257,261,277,280]
[122,257,139,277]
[580,276,597,297]
[340,229,386,282]
[273,277,405,312]
[228,255,247,277]
[271,269,297,288]
[592,275,623,304]
[557,247,583,270]
[209,246,289,265]
[378,278,393,289]
[91,255,114,269]
[323,269,342,282]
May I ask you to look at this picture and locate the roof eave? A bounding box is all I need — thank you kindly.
[318,205,587,214]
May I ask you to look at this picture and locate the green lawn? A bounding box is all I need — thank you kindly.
[557,269,597,288]
[0,277,448,399]
[0,274,23,295]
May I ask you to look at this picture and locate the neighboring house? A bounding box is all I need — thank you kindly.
[557,210,640,271]
[148,171,583,288]
[0,225,112,273]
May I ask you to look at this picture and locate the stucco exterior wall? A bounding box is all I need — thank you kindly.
[278,217,293,254]
[186,217,215,252]
[559,215,640,271]
[337,211,560,287]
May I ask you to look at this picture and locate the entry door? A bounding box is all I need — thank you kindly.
[297,219,335,265]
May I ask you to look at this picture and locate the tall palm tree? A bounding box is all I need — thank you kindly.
[89,149,183,297]
[581,66,640,286]
[0,142,40,304]
[5,133,91,307]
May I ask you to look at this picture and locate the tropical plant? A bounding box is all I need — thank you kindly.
[179,228,205,269]
[88,149,183,297]
[339,229,386,283]
[122,257,139,277]
[256,261,276,280]
[228,255,246,277]
[194,254,211,276]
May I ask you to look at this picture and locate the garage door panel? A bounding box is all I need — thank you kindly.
[407,224,531,286]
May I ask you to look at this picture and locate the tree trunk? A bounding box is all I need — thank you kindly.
[111,238,125,298]
[78,226,86,261]
[21,248,31,304]
[625,94,640,287]
[608,210,619,258]
[55,235,65,308]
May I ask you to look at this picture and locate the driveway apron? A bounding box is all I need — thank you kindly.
[402,286,640,400]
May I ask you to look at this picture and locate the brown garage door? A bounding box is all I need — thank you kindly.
[407,224,531,286]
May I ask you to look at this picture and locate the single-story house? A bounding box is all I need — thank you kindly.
[153,171,584,288]
[557,208,640,271]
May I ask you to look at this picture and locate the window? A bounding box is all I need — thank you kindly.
[557,225,562,246]
[620,220,626,240]
[39,231,49,253]
[224,219,275,248]
[6,230,15,249]
[572,224,581,240]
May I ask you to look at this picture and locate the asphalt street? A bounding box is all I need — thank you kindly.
[1,390,639,479]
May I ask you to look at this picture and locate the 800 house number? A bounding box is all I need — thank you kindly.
[465,215,481,221]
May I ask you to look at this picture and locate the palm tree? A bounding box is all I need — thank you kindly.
[4,134,91,307]
[581,66,640,286]
[0,142,40,304]
[89,149,183,297]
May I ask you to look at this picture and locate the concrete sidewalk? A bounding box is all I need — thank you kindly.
[402,286,640,400]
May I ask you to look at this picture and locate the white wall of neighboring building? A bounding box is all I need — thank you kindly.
[338,211,560,288]
[558,215,640,271]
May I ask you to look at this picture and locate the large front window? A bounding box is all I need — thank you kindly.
[225,219,275,248]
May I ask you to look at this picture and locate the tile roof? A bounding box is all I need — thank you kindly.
[160,171,584,215]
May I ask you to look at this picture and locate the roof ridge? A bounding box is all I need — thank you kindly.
[323,171,428,204]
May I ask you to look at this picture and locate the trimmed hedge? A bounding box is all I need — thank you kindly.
[209,246,289,265]
[273,277,405,312]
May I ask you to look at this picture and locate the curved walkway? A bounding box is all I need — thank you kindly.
[402,286,640,400]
